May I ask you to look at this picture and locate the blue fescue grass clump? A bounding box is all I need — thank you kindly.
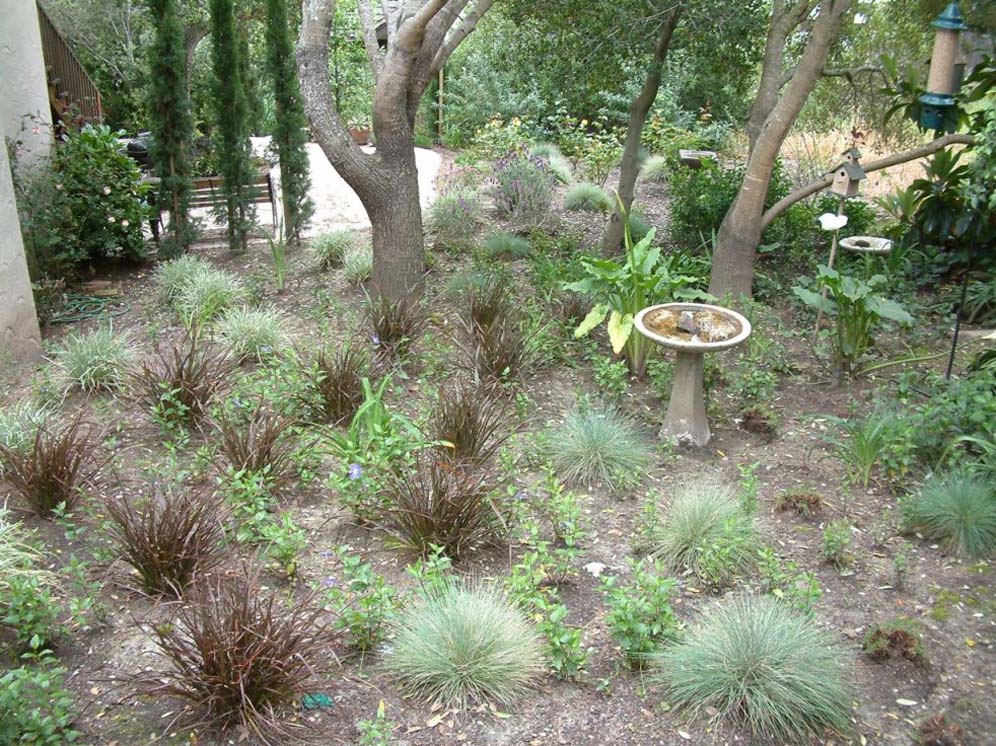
[564,183,612,213]
[385,582,543,707]
[902,471,996,558]
[657,595,853,741]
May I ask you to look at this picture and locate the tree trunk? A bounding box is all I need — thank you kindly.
[366,157,426,300]
[602,8,680,252]
[709,0,851,299]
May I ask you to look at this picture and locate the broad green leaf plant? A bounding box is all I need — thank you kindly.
[794,266,913,377]
[566,213,706,379]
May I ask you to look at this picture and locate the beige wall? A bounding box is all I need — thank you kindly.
[1,0,48,365]
[0,127,43,367]
[0,0,54,170]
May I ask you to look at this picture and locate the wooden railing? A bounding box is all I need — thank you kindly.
[36,2,102,125]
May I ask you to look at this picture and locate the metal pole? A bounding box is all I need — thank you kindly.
[945,233,977,379]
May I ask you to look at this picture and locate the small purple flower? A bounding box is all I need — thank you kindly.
[322,576,338,588]
[348,463,363,480]
[370,333,381,346]
[318,549,334,559]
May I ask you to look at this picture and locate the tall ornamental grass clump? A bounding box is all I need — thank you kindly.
[385,582,543,707]
[214,306,288,362]
[311,229,355,269]
[902,472,996,558]
[657,595,853,741]
[141,566,331,737]
[52,326,135,392]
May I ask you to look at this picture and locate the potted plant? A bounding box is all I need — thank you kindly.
[347,116,372,145]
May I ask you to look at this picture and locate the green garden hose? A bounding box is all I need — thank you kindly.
[49,293,131,325]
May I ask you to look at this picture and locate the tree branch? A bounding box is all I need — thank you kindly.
[760,133,977,229]
[430,0,492,73]
[297,0,375,191]
[357,0,385,80]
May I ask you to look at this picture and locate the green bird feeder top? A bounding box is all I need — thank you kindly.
[932,3,968,30]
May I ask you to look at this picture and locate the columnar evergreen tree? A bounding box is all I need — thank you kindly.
[147,0,196,258]
[264,0,314,243]
[209,0,256,253]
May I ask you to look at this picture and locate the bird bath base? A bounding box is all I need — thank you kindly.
[635,303,752,447]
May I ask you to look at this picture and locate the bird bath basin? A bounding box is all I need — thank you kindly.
[840,235,892,254]
[634,302,752,446]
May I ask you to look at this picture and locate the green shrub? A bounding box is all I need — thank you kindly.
[385,582,543,707]
[601,559,678,668]
[312,229,355,269]
[901,472,996,558]
[344,243,373,284]
[427,188,481,249]
[52,326,134,392]
[483,231,531,260]
[323,548,399,652]
[822,405,918,487]
[657,595,853,741]
[214,306,288,362]
[0,643,79,745]
[544,402,652,490]
[47,124,149,269]
[154,254,213,302]
[647,482,755,586]
[173,265,246,327]
[641,155,669,183]
[822,519,854,569]
[564,182,612,213]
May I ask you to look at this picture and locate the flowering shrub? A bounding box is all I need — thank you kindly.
[490,153,555,231]
[49,125,149,269]
[426,188,482,250]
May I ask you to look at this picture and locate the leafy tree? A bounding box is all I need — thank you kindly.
[264,0,314,243]
[209,0,256,252]
[148,0,197,257]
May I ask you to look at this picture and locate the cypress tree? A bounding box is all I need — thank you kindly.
[264,0,314,244]
[209,0,255,253]
[147,0,196,258]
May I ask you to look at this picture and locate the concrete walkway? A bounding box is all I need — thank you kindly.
[252,137,442,237]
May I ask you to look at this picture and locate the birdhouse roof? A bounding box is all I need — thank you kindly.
[841,162,866,180]
[842,145,862,160]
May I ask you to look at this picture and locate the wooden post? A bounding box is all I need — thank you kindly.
[437,67,444,141]
[813,194,846,343]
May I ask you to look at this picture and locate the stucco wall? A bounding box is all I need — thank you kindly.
[0,126,43,367]
[0,0,54,170]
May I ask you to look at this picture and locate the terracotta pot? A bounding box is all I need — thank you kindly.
[349,127,371,145]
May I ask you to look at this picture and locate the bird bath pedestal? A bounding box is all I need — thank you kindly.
[634,303,752,446]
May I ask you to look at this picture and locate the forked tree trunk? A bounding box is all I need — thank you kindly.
[602,8,681,252]
[298,0,492,303]
[708,0,852,300]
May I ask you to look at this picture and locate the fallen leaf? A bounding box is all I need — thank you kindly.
[896,699,917,707]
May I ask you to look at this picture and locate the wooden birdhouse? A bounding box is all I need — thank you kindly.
[830,146,866,197]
